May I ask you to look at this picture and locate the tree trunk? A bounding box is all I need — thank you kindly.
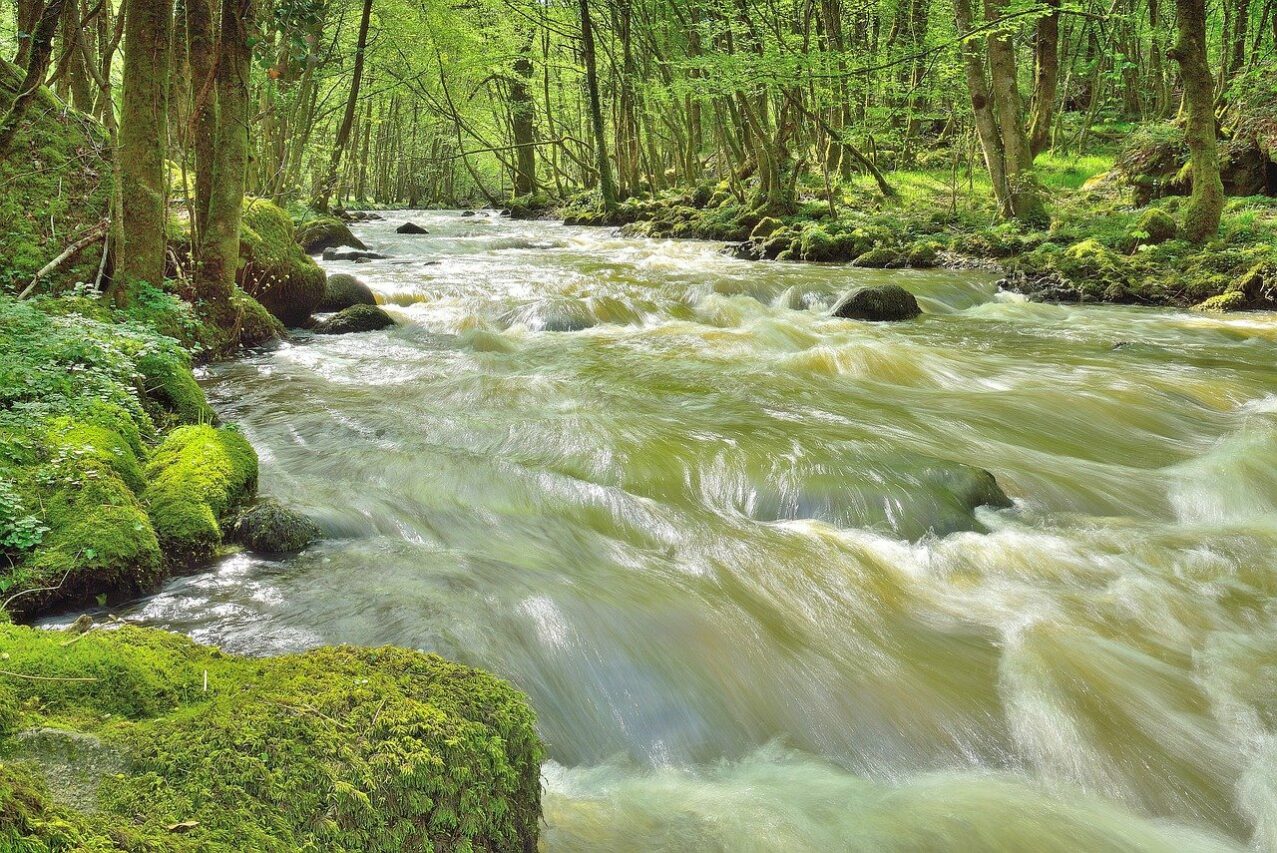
[113,0,172,301]
[1027,0,1059,157]
[510,37,537,196]
[311,0,372,212]
[985,0,1048,224]
[953,0,1010,215]
[578,0,617,211]
[1169,0,1223,242]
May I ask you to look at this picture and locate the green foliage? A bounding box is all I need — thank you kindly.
[0,623,544,851]
[143,425,257,565]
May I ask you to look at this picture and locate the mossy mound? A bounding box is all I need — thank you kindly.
[0,297,260,617]
[143,425,257,566]
[0,622,544,851]
[0,60,111,296]
[1132,207,1178,246]
[831,284,921,321]
[296,216,367,255]
[240,199,328,326]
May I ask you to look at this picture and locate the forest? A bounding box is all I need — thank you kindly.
[1,0,1277,847]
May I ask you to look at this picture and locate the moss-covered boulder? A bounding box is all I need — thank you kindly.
[749,217,786,241]
[0,622,544,851]
[314,304,395,335]
[240,199,328,326]
[318,273,378,312]
[143,425,257,566]
[231,497,320,553]
[1133,207,1178,245]
[853,246,903,268]
[296,216,367,255]
[0,59,111,296]
[831,284,921,321]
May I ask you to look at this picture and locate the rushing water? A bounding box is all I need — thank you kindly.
[117,212,1277,849]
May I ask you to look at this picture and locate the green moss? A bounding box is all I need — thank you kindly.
[854,246,902,268]
[1194,290,1249,312]
[294,216,365,255]
[1133,207,1178,245]
[749,217,785,241]
[136,348,214,427]
[0,623,544,851]
[144,425,257,565]
[0,60,111,297]
[45,418,144,494]
[240,198,327,325]
[231,286,287,348]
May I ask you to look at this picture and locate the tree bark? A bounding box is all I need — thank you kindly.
[953,0,1010,215]
[1027,0,1059,158]
[578,0,617,211]
[1169,0,1223,242]
[113,0,173,301]
[312,0,372,212]
[985,0,1048,224]
[510,35,537,196]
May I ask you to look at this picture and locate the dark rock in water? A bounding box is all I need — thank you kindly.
[231,498,321,553]
[322,247,388,261]
[931,465,1013,511]
[314,304,395,334]
[831,284,921,321]
[318,273,377,312]
[726,241,762,260]
[396,221,429,235]
[296,217,367,254]
[461,210,477,217]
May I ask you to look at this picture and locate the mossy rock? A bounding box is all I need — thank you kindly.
[230,286,287,348]
[135,347,214,428]
[143,424,258,566]
[231,497,321,553]
[852,246,903,268]
[1193,289,1250,312]
[295,216,367,254]
[798,226,856,262]
[313,304,395,335]
[240,198,328,326]
[0,622,544,851]
[318,273,378,312]
[1133,208,1178,245]
[749,217,786,241]
[905,241,941,268]
[831,284,921,321]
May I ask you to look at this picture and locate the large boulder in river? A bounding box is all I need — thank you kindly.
[318,273,377,312]
[231,498,321,553]
[831,284,921,321]
[295,216,367,255]
[314,304,395,334]
[396,221,429,235]
[239,199,327,325]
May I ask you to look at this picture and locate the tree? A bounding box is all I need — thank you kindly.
[577,0,617,211]
[312,0,373,213]
[1169,0,1224,242]
[0,0,70,156]
[114,0,174,301]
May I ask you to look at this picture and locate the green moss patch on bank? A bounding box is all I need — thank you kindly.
[0,622,543,851]
[0,297,254,619]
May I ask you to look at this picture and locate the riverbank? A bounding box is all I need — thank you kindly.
[0,290,544,850]
[527,153,1277,313]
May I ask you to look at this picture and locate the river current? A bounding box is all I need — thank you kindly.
[115,212,1277,849]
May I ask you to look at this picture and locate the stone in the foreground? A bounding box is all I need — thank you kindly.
[396,221,430,235]
[314,304,395,334]
[831,284,921,321]
[318,273,378,312]
[0,623,543,852]
[231,497,321,553]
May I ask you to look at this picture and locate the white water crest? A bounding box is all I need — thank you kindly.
[103,211,1277,850]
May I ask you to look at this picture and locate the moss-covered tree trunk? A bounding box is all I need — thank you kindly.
[114,0,173,302]
[985,0,1048,225]
[578,0,617,212]
[510,43,537,197]
[1027,0,1059,158]
[953,0,1010,216]
[1169,0,1224,243]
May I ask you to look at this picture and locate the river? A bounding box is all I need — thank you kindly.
[123,212,1277,850]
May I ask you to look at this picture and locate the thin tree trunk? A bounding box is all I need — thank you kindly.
[1027,0,1060,158]
[578,0,617,211]
[0,0,70,156]
[312,0,372,212]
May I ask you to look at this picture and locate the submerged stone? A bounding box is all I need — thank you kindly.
[314,304,395,334]
[318,273,377,312]
[231,498,321,553]
[831,284,921,321]
[322,247,388,261]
